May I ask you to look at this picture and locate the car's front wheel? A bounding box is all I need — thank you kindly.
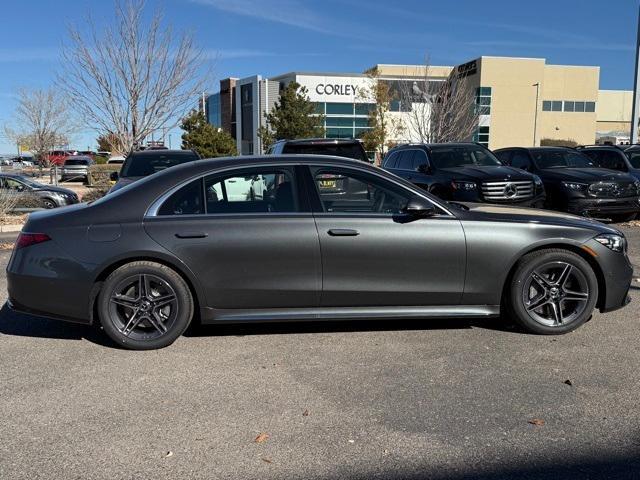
[507,249,598,334]
[98,261,194,350]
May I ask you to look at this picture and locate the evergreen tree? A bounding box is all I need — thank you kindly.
[181,109,237,158]
[258,82,324,151]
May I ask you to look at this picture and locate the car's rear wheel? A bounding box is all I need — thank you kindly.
[507,249,598,334]
[98,261,194,350]
[42,198,56,209]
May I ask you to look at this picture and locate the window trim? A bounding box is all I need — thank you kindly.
[146,163,310,218]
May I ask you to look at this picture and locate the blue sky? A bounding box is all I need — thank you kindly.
[0,0,638,153]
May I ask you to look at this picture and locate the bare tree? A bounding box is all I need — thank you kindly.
[59,0,207,155]
[3,88,75,166]
[399,58,478,144]
[359,67,404,162]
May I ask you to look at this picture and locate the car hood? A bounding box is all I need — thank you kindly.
[109,176,142,193]
[539,168,634,183]
[32,185,75,195]
[458,202,621,234]
[436,165,533,181]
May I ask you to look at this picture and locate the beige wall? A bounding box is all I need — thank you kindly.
[536,65,599,146]
[477,57,546,149]
[597,90,632,134]
[373,64,453,80]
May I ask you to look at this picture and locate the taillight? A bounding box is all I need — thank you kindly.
[15,232,51,250]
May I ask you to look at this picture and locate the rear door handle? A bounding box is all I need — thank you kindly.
[175,232,208,239]
[328,229,359,237]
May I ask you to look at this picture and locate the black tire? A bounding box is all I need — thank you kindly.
[98,261,194,350]
[506,249,598,335]
[42,198,57,209]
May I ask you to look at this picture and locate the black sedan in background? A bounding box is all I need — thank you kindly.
[7,155,633,350]
[383,143,546,207]
[578,145,640,182]
[494,147,640,221]
[0,173,79,208]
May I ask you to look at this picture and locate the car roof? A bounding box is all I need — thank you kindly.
[277,138,362,145]
[128,149,198,157]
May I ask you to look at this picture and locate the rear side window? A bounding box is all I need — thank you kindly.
[282,143,368,162]
[494,150,512,165]
[396,151,416,170]
[158,179,204,216]
[157,168,299,215]
[383,152,399,168]
[121,152,199,177]
[413,150,429,170]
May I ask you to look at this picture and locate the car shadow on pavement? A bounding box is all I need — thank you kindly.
[185,315,518,339]
[0,304,119,348]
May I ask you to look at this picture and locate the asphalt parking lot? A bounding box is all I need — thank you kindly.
[0,229,639,480]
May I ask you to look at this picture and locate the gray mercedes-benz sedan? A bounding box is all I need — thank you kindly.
[6,155,634,350]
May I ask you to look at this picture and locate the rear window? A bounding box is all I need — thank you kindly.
[120,152,199,178]
[282,143,368,162]
[64,158,90,166]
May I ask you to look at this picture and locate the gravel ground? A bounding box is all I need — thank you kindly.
[0,228,638,479]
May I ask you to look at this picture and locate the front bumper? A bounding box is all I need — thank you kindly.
[568,197,640,217]
[584,238,634,313]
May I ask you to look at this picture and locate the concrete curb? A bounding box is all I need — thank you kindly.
[0,225,23,233]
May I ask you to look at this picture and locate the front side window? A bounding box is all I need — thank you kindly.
[626,150,640,169]
[429,146,502,169]
[396,151,416,170]
[587,151,627,171]
[311,167,411,214]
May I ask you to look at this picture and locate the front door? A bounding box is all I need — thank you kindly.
[144,165,321,309]
[307,165,466,307]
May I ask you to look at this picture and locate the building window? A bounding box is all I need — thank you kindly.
[473,126,490,147]
[564,101,574,112]
[326,127,354,139]
[355,103,374,116]
[574,101,585,112]
[325,117,354,128]
[585,101,596,112]
[542,101,552,111]
[544,100,596,113]
[475,87,492,115]
[552,101,562,112]
[313,102,325,114]
[326,103,354,115]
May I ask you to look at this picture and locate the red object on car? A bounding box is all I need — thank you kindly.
[46,150,73,166]
[15,233,51,250]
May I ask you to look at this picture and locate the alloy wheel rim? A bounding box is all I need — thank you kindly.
[108,274,179,341]
[522,261,590,327]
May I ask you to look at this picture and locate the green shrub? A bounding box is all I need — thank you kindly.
[94,155,108,165]
[540,138,578,148]
[87,164,121,187]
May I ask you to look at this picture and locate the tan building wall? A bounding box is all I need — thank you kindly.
[374,64,453,80]
[537,65,599,146]
[597,90,632,134]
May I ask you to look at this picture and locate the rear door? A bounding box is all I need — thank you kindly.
[306,165,466,307]
[144,164,321,309]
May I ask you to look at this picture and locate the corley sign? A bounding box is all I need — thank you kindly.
[315,83,358,96]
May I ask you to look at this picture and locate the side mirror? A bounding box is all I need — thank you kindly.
[109,171,119,181]
[403,197,437,218]
[417,164,432,174]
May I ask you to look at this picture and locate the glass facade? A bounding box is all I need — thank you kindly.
[475,87,492,115]
[473,126,490,147]
[313,102,375,139]
[542,100,596,112]
[206,93,221,128]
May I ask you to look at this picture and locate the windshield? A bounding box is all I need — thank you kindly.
[120,152,199,178]
[429,146,502,169]
[282,143,368,162]
[625,149,640,169]
[64,158,90,165]
[532,150,595,169]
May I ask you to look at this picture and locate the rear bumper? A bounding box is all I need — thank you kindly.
[567,197,640,217]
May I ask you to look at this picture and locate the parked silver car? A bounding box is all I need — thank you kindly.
[60,156,94,183]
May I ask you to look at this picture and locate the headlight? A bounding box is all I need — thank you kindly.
[562,181,588,191]
[635,181,640,194]
[533,175,543,186]
[594,234,627,253]
[452,181,476,191]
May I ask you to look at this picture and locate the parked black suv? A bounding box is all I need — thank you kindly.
[577,145,640,182]
[110,149,200,193]
[267,138,370,163]
[383,143,545,207]
[494,146,640,221]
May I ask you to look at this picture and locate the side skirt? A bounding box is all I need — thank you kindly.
[200,305,501,324]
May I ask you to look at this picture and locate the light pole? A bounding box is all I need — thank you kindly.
[631,4,640,144]
[532,82,540,146]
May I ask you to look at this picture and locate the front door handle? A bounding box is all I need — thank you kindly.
[328,229,359,237]
[175,232,208,239]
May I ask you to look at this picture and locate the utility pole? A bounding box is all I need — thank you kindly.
[532,83,540,146]
[631,4,640,144]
